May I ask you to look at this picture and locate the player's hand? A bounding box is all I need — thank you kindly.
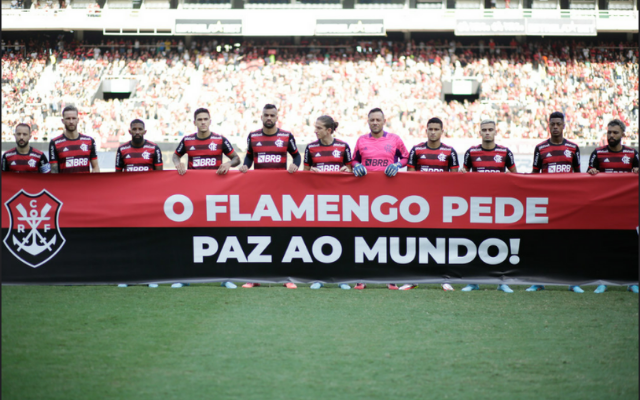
[217,162,231,175]
[239,165,249,173]
[587,168,599,175]
[459,167,467,174]
[339,165,350,173]
[384,162,401,177]
[353,164,367,177]
[288,164,299,173]
[633,167,639,174]
[176,162,187,175]
[310,167,320,173]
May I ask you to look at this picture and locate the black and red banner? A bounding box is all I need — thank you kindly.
[2,171,638,285]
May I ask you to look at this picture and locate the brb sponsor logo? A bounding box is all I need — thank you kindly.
[65,157,88,168]
[548,164,572,173]
[3,190,65,268]
[193,158,218,168]
[365,159,389,167]
[257,154,281,163]
[126,165,151,172]
[318,164,341,172]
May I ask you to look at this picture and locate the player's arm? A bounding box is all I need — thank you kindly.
[154,145,163,171]
[587,150,599,175]
[351,147,367,177]
[90,159,101,173]
[49,141,59,173]
[239,135,253,173]
[1,153,7,172]
[632,150,639,173]
[217,138,240,175]
[531,146,541,173]
[449,148,460,172]
[572,147,581,173]
[460,149,472,173]
[115,148,124,172]
[287,134,300,173]
[339,143,352,173]
[90,139,100,173]
[39,153,51,173]
[303,146,315,172]
[406,146,417,172]
[506,149,517,173]
[173,139,187,175]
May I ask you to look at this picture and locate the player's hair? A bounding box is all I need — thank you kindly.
[426,117,443,129]
[263,104,278,111]
[317,115,339,133]
[62,105,78,117]
[368,108,384,117]
[480,119,496,128]
[607,119,626,133]
[15,123,31,133]
[130,119,145,128]
[193,108,210,120]
[549,111,565,121]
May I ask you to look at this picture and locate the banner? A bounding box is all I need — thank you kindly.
[315,19,385,36]
[174,19,242,35]
[2,172,637,285]
[455,18,597,36]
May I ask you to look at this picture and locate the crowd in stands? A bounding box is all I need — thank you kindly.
[2,36,638,149]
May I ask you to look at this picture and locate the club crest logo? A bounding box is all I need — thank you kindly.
[438,153,447,162]
[332,150,341,158]
[564,149,572,158]
[3,190,65,268]
[275,139,284,147]
[494,155,503,163]
[208,142,217,151]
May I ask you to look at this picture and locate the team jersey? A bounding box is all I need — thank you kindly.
[115,140,163,172]
[303,138,353,172]
[463,144,515,173]
[1,147,50,173]
[589,145,639,173]
[532,138,580,173]
[49,133,98,173]
[407,142,459,172]
[352,131,409,171]
[175,132,235,170]
[246,129,298,170]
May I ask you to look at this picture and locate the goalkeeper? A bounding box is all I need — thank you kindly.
[351,107,409,290]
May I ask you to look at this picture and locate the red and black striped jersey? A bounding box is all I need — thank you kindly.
[589,145,639,173]
[175,132,235,170]
[463,144,515,173]
[532,139,580,173]
[49,133,98,173]
[246,129,298,170]
[1,147,50,173]
[407,142,459,172]
[115,140,163,172]
[303,139,352,172]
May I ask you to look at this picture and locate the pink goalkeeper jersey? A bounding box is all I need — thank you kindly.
[352,131,409,171]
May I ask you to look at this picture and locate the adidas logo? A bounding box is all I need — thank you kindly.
[11,161,16,165]
[420,155,426,159]
[256,142,262,146]
[63,147,69,152]
[126,154,131,158]
[546,153,551,157]
[604,158,610,162]
[476,157,482,162]
[315,153,321,157]
[189,146,196,151]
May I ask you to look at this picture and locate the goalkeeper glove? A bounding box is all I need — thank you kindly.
[384,162,402,177]
[353,164,367,177]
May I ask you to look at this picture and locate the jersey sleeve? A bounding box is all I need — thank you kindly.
[505,148,515,170]
[303,146,312,167]
[343,143,353,166]
[222,136,235,157]
[407,146,417,168]
[588,149,599,171]
[463,149,472,171]
[1,153,7,171]
[572,146,581,173]
[532,145,542,173]
[352,138,362,164]
[633,149,639,169]
[49,140,58,165]
[245,134,254,157]
[38,152,50,173]
[154,145,163,167]
[115,147,124,172]
[449,148,460,171]
[90,138,98,160]
[287,133,299,157]
[394,136,409,167]
[175,137,187,157]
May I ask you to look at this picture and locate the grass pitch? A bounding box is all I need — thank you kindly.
[2,284,638,400]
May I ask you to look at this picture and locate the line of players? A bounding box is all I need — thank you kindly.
[2,104,639,293]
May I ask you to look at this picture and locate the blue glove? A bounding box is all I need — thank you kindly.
[353,164,367,177]
[384,162,402,177]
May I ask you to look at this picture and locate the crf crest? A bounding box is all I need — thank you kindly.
[3,190,66,268]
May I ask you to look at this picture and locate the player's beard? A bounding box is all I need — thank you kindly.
[16,139,28,149]
[64,124,77,133]
[132,135,144,146]
[263,121,275,129]
[607,137,621,148]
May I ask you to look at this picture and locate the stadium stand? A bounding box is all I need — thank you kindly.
[104,0,133,8]
[607,0,633,8]
[416,0,445,8]
[531,0,557,8]
[181,0,231,8]
[569,0,596,9]
[1,37,638,150]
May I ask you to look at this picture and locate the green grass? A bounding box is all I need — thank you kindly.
[2,284,638,400]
